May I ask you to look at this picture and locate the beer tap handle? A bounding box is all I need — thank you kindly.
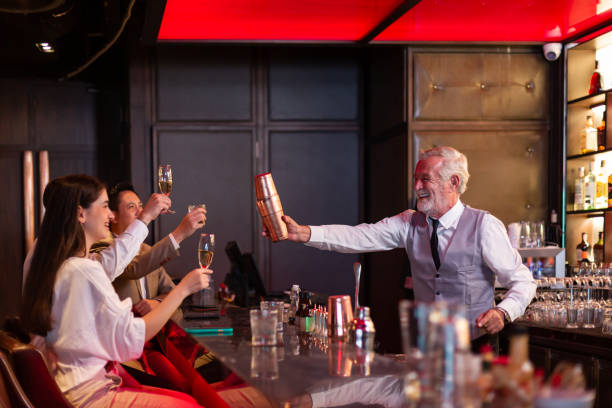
[353,262,361,314]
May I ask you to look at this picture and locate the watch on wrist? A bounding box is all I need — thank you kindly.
[495,307,511,325]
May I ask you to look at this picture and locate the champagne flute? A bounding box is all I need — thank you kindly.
[198,233,215,268]
[158,164,176,214]
[198,233,215,306]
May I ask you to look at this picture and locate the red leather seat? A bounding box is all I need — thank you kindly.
[0,348,34,408]
[0,331,72,408]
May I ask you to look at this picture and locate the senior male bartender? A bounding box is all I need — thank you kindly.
[264,146,536,349]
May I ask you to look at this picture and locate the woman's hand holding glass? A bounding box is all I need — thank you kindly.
[178,267,213,297]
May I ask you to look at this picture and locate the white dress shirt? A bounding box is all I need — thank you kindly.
[307,200,535,321]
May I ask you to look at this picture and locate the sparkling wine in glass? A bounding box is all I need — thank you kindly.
[197,233,215,306]
[198,233,215,268]
[158,164,176,214]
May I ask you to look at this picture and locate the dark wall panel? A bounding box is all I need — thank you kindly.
[0,81,28,145]
[268,49,360,121]
[269,131,359,295]
[32,84,97,146]
[156,47,252,121]
[49,151,98,179]
[156,130,254,285]
[0,152,24,318]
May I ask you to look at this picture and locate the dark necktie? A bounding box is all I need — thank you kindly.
[430,218,441,270]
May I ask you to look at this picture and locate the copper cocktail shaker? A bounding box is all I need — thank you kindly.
[327,295,354,340]
[255,172,288,242]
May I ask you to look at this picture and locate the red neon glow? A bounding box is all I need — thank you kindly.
[159,0,404,41]
[374,0,612,42]
[159,0,612,43]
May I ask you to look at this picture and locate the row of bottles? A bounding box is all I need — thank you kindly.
[579,113,606,154]
[571,159,610,210]
[576,231,604,264]
[288,284,321,333]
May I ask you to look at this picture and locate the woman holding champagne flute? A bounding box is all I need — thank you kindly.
[21,174,212,407]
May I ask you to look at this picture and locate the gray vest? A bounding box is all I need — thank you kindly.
[405,206,494,339]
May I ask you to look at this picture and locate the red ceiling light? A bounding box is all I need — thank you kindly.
[158,0,612,43]
[158,0,405,42]
[374,0,612,43]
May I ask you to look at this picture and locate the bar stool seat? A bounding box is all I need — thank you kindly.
[0,331,72,408]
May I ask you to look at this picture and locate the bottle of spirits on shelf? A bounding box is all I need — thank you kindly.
[546,209,562,245]
[598,111,606,151]
[583,162,596,210]
[608,166,612,208]
[589,60,603,95]
[596,160,608,208]
[580,115,598,154]
[575,166,585,210]
[594,231,604,264]
[576,232,591,263]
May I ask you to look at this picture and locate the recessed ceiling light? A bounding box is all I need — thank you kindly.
[36,42,55,53]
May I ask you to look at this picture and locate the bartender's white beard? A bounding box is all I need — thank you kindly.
[416,192,451,218]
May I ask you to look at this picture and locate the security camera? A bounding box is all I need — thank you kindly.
[543,43,562,61]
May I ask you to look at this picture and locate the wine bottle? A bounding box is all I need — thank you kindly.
[576,232,591,264]
[589,60,603,95]
[598,111,606,151]
[594,231,604,264]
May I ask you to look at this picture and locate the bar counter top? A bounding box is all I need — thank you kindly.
[181,307,411,407]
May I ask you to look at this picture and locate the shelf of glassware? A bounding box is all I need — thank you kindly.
[517,247,565,278]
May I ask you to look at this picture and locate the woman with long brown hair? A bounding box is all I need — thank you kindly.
[22,174,210,407]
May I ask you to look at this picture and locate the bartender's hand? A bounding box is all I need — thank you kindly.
[476,308,505,334]
[261,215,311,243]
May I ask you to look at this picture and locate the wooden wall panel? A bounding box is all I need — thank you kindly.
[0,81,28,146]
[155,130,254,285]
[268,49,360,121]
[269,130,359,295]
[156,46,253,121]
[414,129,549,226]
[414,53,549,120]
[31,84,97,146]
[0,152,24,319]
[48,151,98,179]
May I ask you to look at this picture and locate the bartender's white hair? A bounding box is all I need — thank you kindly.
[419,146,470,194]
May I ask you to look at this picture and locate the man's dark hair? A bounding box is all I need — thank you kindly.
[108,181,137,211]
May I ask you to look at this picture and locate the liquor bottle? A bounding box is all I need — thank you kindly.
[589,60,603,95]
[576,232,591,264]
[580,115,598,153]
[288,284,300,324]
[598,111,606,151]
[507,326,535,402]
[596,160,608,208]
[568,168,576,211]
[584,162,596,210]
[546,209,562,246]
[575,167,585,210]
[609,166,612,208]
[594,231,604,264]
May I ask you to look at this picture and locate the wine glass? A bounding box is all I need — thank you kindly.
[158,164,176,214]
[197,233,215,306]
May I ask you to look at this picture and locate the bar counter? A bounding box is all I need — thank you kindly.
[513,322,612,408]
[181,307,409,407]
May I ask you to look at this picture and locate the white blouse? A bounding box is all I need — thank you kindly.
[45,222,148,392]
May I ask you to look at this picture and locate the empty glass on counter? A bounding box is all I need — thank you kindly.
[260,301,284,332]
[250,309,278,346]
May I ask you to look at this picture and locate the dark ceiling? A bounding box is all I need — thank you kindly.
[0,0,141,79]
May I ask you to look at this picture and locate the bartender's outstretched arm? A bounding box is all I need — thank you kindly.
[262,215,311,243]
